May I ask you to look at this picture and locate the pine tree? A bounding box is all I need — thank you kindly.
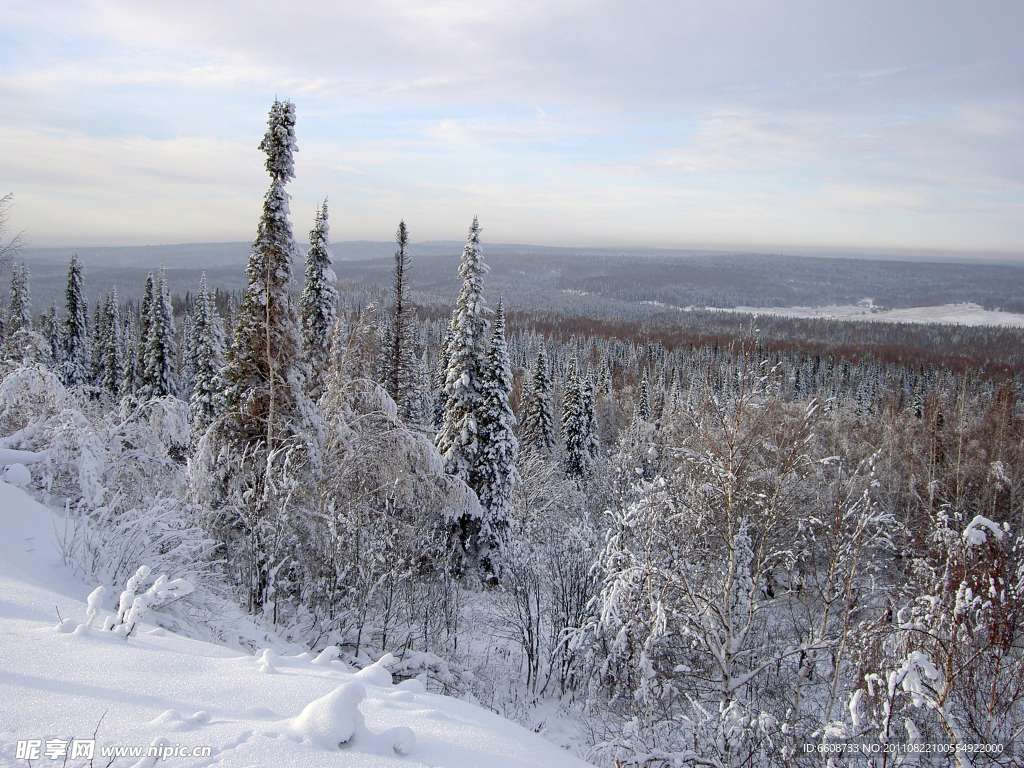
[60,254,89,389]
[383,220,415,419]
[435,216,489,484]
[188,273,226,440]
[299,199,337,397]
[216,98,309,460]
[140,267,177,399]
[476,301,520,560]
[521,344,556,454]
[8,261,30,333]
[99,287,123,399]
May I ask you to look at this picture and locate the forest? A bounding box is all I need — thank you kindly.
[1,101,1022,767]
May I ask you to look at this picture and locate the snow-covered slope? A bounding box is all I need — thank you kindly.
[0,479,591,767]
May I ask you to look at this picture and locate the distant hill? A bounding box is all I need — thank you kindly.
[16,242,1024,317]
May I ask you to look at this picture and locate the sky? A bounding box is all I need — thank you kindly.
[1,0,1022,255]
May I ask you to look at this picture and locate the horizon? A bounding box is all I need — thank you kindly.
[20,238,1024,268]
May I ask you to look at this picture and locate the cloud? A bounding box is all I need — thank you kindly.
[1,0,1022,250]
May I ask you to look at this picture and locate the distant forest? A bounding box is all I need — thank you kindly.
[22,243,1024,317]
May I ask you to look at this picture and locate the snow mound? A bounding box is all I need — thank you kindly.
[2,462,31,487]
[288,681,417,756]
[312,645,340,665]
[352,652,394,686]
[289,681,366,748]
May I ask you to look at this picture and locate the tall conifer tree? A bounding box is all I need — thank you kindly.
[188,273,226,440]
[216,98,308,455]
[562,357,598,479]
[435,216,489,483]
[435,217,491,561]
[637,372,652,422]
[99,287,123,399]
[137,272,155,388]
[9,262,30,333]
[141,267,177,399]
[476,301,519,559]
[60,255,89,389]
[383,220,414,419]
[299,199,336,396]
[521,344,556,454]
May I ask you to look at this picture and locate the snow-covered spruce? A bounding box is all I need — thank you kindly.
[475,300,520,563]
[435,216,490,560]
[561,357,598,479]
[214,98,311,457]
[8,261,30,335]
[186,273,225,441]
[299,199,337,397]
[97,287,124,400]
[521,343,556,455]
[382,219,416,421]
[139,267,177,399]
[60,254,89,390]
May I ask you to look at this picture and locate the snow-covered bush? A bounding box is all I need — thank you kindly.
[107,565,195,637]
[853,510,1024,764]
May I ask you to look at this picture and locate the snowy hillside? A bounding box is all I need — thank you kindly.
[0,479,591,768]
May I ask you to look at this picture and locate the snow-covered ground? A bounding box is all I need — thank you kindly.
[708,302,1024,327]
[0,478,592,768]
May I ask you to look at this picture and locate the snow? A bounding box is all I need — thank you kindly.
[0,478,593,767]
[963,515,1006,546]
[3,462,32,487]
[701,302,1024,327]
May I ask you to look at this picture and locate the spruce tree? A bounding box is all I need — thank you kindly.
[40,302,61,366]
[582,368,601,464]
[9,261,30,333]
[188,273,226,440]
[140,267,177,399]
[137,272,155,388]
[89,300,106,385]
[60,254,89,389]
[637,373,652,422]
[99,287,124,399]
[299,199,337,396]
[216,98,309,460]
[521,343,556,454]
[406,352,434,427]
[435,216,489,483]
[562,356,597,479]
[476,301,519,559]
[121,310,137,398]
[435,217,491,562]
[433,325,453,429]
[383,220,414,419]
